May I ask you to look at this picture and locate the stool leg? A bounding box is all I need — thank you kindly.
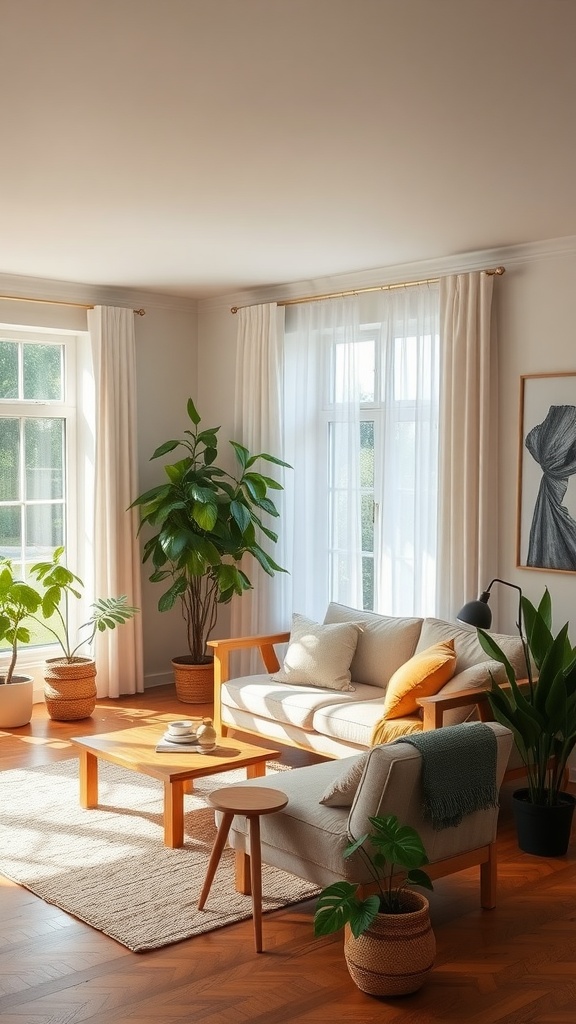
[198,812,233,910]
[248,814,263,953]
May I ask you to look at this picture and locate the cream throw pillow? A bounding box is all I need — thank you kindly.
[381,639,457,719]
[319,752,369,807]
[271,613,359,691]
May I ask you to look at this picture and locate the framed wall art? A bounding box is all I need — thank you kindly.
[517,371,576,572]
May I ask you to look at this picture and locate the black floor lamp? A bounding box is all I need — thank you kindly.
[456,577,524,636]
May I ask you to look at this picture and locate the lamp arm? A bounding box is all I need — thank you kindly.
[485,578,533,694]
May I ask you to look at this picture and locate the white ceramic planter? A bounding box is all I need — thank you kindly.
[0,675,34,728]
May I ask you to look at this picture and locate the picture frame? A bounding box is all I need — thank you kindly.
[516,371,576,572]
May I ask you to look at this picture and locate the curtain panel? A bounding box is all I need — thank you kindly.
[88,306,144,697]
[231,303,287,672]
[436,272,498,621]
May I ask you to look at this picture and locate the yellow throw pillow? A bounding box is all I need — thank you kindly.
[380,639,457,720]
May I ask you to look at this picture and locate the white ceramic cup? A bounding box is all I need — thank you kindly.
[168,720,197,736]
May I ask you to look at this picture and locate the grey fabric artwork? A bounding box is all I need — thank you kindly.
[526,404,576,570]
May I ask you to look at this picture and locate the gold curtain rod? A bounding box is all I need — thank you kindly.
[0,294,146,315]
[230,266,506,314]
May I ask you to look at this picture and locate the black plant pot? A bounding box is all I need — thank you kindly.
[512,788,576,857]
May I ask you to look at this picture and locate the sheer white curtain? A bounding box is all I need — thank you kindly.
[436,272,498,621]
[370,285,440,616]
[283,297,362,622]
[231,302,287,667]
[87,306,144,696]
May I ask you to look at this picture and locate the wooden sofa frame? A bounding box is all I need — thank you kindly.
[208,630,526,786]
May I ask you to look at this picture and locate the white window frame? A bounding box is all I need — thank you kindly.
[0,327,79,689]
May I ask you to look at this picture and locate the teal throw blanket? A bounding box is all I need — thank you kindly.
[395,723,498,831]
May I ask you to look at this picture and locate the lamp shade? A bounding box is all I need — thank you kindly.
[456,591,492,629]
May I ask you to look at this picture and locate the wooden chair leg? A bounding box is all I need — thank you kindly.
[480,842,497,910]
[198,812,234,910]
[235,848,251,895]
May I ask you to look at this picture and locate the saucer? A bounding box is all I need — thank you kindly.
[162,731,199,745]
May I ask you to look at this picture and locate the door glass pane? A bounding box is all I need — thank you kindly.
[24,418,64,499]
[0,418,20,500]
[23,344,63,400]
[362,555,374,610]
[361,494,374,552]
[25,504,64,559]
[0,341,18,399]
[360,420,374,487]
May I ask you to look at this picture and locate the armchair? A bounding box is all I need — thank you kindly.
[222,721,514,911]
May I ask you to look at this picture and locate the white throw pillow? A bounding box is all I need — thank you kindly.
[319,752,369,806]
[271,613,359,692]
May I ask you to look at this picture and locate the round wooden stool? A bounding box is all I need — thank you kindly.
[198,785,288,952]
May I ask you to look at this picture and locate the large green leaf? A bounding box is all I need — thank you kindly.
[186,398,201,425]
[230,499,251,534]
[313,882,379,938]
[368,815,429,870]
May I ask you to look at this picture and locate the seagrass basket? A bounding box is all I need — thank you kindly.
[44,657,97,721]
[171,657,214,703]
[344,891,435,996]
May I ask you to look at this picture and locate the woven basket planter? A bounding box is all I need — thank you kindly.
[344,891,435,997]
[171,656,214,704]
[44,657,97,721]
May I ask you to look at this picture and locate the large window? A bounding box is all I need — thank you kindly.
[327,320,439,613]
[284,287,439,621]
[0,329,76,650]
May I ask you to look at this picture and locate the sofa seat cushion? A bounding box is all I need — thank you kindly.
[312,696,421,747]
[417,617,525,677]
[224,760,365,883]
[323,602,423,687]
[221,674,382,731]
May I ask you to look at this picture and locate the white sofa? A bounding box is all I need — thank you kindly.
[209,602,526,760]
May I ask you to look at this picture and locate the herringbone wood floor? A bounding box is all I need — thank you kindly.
[1,688,576,1024]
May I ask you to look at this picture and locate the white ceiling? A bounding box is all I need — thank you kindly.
[2,0,576,301]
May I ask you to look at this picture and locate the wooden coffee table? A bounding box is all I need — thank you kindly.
[70,724,280,848]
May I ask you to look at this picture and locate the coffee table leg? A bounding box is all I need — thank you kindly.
[246,762,266,779]
[248,815,264,953]
[164,779,185,847]
[79,750,98,808]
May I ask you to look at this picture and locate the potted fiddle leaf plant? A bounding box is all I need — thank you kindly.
[0,558,43,728]
[314,814,435,996]
[28,546,138,722]
[130,398,290,704]
[477,588,576,856]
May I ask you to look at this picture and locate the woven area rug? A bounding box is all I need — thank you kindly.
[0,758,319,952]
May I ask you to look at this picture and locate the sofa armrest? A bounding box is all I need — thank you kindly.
[417,678,529,731]
[207,632,290,733]
[417,686,493,731]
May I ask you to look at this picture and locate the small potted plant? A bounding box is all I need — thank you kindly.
[130,398,290,703]
[477,588,576,856]
[314,814,435,997]
[0,559,43,727]
[29,546,138,721]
